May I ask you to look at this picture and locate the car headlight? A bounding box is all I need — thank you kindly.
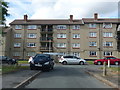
[44,62,49,65]
[12,59,15,61]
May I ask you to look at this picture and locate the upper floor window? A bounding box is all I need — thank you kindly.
[103,23,112,28]
[73,34,80,38]
[89,23,96,28]
[89,41,97,46]
[103,42,113,47]
[89,32,97,37]
[27,43,36,47]
[103,32,113,37]
[72,25,80,30]
[14,43,21,47]
[57,34,66,38]
[27,25,37,29]
[72,43,80,48]
[27,33,37,38]
[14,33,21,38]
[57,25,67,29]
[15,25,22,29]
[104,51,112,56]
[57,43,66,48]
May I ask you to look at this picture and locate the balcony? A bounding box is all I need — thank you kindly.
[40,47,53,52]
[40,37,53,42]
[41,29,53,33]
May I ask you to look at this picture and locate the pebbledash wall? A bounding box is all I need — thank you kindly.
[5,13,120,60]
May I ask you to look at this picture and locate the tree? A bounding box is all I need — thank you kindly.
[0,0,10,25]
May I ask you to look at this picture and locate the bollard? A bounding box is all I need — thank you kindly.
[108,60,110,68]
[103,62,107,76]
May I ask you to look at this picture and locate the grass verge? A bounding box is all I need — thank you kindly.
[86,61,94,65]
[2,65,29,74]
[18,60,28,64]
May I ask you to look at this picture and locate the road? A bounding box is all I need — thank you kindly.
[26,64,112,88]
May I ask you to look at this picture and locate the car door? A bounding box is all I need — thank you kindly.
[65,56,74,64]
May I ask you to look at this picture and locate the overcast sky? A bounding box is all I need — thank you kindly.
[4,0,119,26]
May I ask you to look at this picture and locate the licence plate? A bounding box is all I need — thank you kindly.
[35,64,42,66]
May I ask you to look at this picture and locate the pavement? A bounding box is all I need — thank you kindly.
[1,63,120,89]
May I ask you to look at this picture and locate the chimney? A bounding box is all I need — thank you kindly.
[24,14,28,21]
[94,13,98,20]
[70,15,73,21]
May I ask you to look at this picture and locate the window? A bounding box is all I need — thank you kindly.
[103,42,113,47]
[27,52,36,56]
[13,52,20,56]
[89,51,97,56]
[14,43,21,47]
[72,43,80,48]
[104,51,112,56]
[27,43,36,47]
[89,32,97,37]
[57,25,67,29]
[57,43,66,48]
[27,34,37,38]
[60,52,66,56]
[73,34,80,38]
[14,33,21,38]
[103,32,113,37]
[27,25,37,29]
[72,52,80,57]
[103,23,112,28]
[89,42,97,46]
[57,34,66,38]
[89,24,96,28]
[15,25,22,29]
[72,25,80,29]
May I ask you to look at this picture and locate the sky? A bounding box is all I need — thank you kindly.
[4,0,120,26]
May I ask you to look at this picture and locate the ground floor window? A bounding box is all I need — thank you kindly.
[104,51,112,56]
[72,52,80,57]
[89,51,97,56]
[27,52,36,57]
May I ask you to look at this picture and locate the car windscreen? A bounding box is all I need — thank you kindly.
[34,54,50,61]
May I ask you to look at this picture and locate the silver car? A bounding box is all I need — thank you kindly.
[59,56,86,65]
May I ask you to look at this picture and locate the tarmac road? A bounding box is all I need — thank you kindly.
[25,64,113,88]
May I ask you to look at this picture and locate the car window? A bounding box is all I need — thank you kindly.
[64,56,73,58]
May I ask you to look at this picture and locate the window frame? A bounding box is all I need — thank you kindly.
[27,43,36,47]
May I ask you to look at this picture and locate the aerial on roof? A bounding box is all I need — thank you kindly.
[10,13,119,25]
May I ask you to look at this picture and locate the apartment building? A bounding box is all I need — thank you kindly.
[8,13,119,60]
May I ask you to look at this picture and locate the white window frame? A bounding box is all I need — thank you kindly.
[104,51,112,56]
[15,25,22,29]
[57,25,67,29]
[14,43,21,47]
[89,23,96,28]
[103,23,112,28]
[57,34,66,38]
[27,25,37,29]
[89,42,97,46]
[27,52,36,56]
[72,25,80,29]
[14,33,21,38]
[103,42,113,47]
[72,43,80,48]
[73,34,80,38]
[89,32,97,37]
[27,43,36,47]
[89,51,97,56]
[103,32,113,37]
[27,33,37,38]
[13,52,20,56]
[57,43,66,48]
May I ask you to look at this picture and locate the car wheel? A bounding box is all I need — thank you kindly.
[79,61,84,65]
[62,61,67,65]
[97,61,102,65]
[30,63,35,70]
[115,62,119,65]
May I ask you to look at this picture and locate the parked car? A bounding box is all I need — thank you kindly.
[28,54,54,71]
[94,56,120,65]
[59,56,86,65]
[0,56,18,65]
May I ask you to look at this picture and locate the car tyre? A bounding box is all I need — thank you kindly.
[115,61,119,65]
[62,61,67,65]
[30,63,35,70]
[97,61,102,65]
[79,61,84,65]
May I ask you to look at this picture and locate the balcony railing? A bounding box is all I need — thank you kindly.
[40,37,53,42]
[40,47,53,51]
[41,29,53,33]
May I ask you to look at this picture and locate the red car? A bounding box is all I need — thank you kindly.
[94,56,120,65]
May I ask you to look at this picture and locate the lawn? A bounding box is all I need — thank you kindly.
[86,61,94,65]
[18,60,28,64]
[2,65,29,74]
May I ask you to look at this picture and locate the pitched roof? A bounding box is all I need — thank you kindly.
[10,19,84,25]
